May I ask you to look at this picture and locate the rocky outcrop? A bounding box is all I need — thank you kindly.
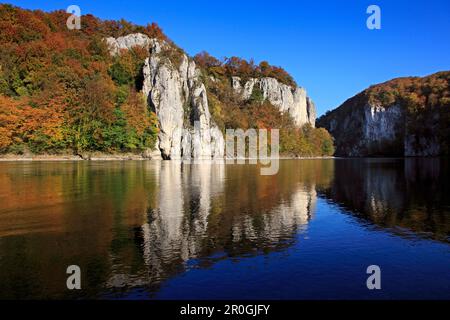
[105,33,155,55]
[142,48,224,160]
[306,97,316,127]
[105,33,322,159]
[232,76,316,127]
[318,72,450,157]
[107,33,225,160]
[318,101,407,157]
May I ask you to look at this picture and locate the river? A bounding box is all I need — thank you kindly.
[0,159,449,299]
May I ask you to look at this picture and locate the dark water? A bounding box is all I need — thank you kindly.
[0,159,449,300]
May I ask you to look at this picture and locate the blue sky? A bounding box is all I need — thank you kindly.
[7,0,450,116]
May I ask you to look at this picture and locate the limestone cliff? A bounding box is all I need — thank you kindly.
[106,33,322,159]
[317,72,450,157]
[0,6,331,158]
[106,33,154,54]
[107,33,224,160]
[232,76,316,127]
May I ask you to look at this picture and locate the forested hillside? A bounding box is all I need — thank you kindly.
[0,4,162,155]
[194,52,334,156]
[0,4,334,157]
[318,72,450,156]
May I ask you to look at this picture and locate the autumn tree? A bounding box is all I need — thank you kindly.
[0,4,161,155]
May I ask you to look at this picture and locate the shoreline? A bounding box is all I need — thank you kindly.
[0,154,335,162]
[1,154,444,162]
[0,154,148,162]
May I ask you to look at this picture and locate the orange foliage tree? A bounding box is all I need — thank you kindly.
[0,4,160,154]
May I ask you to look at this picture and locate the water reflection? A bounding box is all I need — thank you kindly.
[323,158,450,242]
[137,162,226,288]
[0,159,448,299]
[0,160,330,299]
[133,162,319,290]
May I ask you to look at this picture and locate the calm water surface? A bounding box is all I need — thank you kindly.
[0,159,449,299]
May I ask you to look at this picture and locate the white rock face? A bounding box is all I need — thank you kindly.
[106,33,225,160]
[143,57,183,159]
[321,101,441,157]
[319,100,408,156]
[306,97,316,126]
[105,33,158,55]
[362,103,439,157]
[139,39,224,160]
[233,77,316,128]
[106,33,317,159]
[231,76,242,91]
[363,104,402,142]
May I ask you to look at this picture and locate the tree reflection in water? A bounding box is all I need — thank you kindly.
[107,160,323,295]
[0,159,448,299]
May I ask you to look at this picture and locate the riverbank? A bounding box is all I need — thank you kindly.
[0,153,335,161]
[0,153,151,161]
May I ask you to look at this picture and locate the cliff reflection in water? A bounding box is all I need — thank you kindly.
[0,160,332,299]
[106,161,325,294]
[1,159,448,299]
[323,158,450,242]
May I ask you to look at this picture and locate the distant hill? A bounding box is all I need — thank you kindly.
[317,72,450,157]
